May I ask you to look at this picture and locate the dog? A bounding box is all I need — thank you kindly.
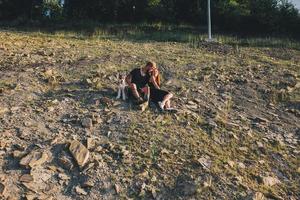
[116,73,127,100]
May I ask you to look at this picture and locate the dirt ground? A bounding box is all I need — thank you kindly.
[0,30,299,200]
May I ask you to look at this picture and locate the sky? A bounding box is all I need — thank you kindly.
[291,0,300,9]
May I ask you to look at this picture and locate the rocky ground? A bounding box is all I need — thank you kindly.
[0,30,299,200]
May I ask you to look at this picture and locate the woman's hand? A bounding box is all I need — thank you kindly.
[150,75,160,89]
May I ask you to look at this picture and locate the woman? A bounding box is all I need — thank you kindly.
[148,62,174,111]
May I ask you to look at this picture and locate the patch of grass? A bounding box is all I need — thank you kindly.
[3,23,300,49]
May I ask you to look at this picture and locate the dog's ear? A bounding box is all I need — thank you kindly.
[116,72,121,79]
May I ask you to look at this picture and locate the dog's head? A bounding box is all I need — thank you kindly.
[118,73,126,80]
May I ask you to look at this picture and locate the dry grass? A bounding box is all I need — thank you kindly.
[0,29,299,199]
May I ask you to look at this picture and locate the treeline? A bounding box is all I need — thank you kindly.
[0,0,299,37]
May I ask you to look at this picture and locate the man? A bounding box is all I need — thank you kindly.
[125,61,155,104]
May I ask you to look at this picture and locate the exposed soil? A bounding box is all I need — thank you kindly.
[0,31,299,200]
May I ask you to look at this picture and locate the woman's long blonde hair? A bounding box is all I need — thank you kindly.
[146,61,161,86]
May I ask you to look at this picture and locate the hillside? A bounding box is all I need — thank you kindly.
[0,30,299,200]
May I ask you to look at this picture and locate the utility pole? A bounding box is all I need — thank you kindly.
[207,0,212,41]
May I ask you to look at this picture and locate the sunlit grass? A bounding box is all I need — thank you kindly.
[2,23,300,49]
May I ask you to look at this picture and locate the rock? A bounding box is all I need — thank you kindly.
[297,167,300,174]
[203,176,212,188]
[114,184,121,194]
[238,162,246,169]
[20,150,49,168]
[246,192,265,200]
[160,148,169,155]
[253,192,265,200]
[86,138,96,150]
[256,141,264,148]
[31,167,53,183]
[75,186,87,195]
[58,173,70,180]
[238,147,248,152]
[25,193,36,200]
[92,114,102,124]
[82,179,94,188]
[82,118,93,129]
[197,156,211,170]
[12,150,23,158]
[19,174,34,183]
[258,160,265,164]
[227,160,235,168]
[69,140,90,168]
[47,106,54,112]
[261,176,280,187]
[0,107,9,115]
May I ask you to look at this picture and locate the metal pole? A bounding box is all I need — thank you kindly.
[208,0,212,40]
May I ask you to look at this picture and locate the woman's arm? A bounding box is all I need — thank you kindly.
[150,75,160,89]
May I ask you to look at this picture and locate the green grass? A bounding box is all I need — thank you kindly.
[2,23,300,49]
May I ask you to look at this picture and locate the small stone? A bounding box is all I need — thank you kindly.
[58,173,70,180]
[24,121,33,127]
[20,150,49,168]
[238,147,248,151]
[161,148,169,155]
[256,141,264,148]
[261,176,280,187]
[204,176,213,188]
[47,106,54,112]
[114,184,121,194]
[234,175,243,183]
[253,192,264,200]
[246,192,265,200]
[258,160,265,164]
[25,193,36,200]
[197,156,211,170]
[0,107,9,115]
[238,162,246,169]
[86,138,96,150]
[227,160,235,168]
[13,150,26,158]
[82,179,94,188]
[19,174,34,183]
[47,165,58,172]
[75,186,87,195]
[297,167,300,174]
[92,114,102,124]
[82,118,93,129]
[187,101,197,105]
[69,140,90,168]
